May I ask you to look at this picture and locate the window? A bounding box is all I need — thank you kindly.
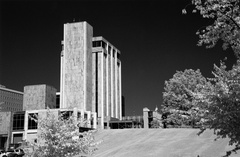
[60,111,73,120]
[13,112,25,130]
[28,113,38,129]
[13,133,23,144]
[102,41,106,49]
[108,46,112,52]
[93,41,101,47]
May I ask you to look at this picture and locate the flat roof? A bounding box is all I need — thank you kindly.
[0,86,23,95]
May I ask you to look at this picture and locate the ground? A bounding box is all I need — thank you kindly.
[89,128,240,157]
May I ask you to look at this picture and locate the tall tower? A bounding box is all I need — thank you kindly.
[60,22,93,111]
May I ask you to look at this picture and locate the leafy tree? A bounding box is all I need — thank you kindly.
[161,69,213,127]
[22,110,100,157]
[183,0,240,56]
[195,61,240,156]
[150,119,162,128]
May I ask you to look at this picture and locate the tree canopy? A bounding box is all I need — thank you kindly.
[183,0,240,56]
[195,61,240,156]
[161,69,212,127]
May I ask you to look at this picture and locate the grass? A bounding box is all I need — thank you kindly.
[91,128,239,157]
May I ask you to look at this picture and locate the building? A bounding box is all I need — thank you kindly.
[0,85,23,112]
[0,84,97,150]
[143,107,162,129]
[0,21,123,150]
[92,36,122,128]
[23,84,57,110]
[60,21,122,129]
[10,108,96,147]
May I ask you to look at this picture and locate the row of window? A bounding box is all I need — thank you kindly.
[93,41,120,59]
[12,111,91,131]
[0,90,23,98]
[12,113,38,130]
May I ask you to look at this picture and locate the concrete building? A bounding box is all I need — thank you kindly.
[60,22,93,111]
[143,107,162,129]
[0,85,23,112]
[92,36,122,129]
[60,22,122,129]
[0,84,97,150]
[10,108,96,146]
[23,85,57,110]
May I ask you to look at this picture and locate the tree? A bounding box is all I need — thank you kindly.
[161,69,213,127]
[22,110,100,157]
[196,61,240,156]
[183,0,240,56]
[150,119,162,128]
[182,1,240,156]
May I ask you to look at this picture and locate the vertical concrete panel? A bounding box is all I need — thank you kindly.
[0,112,11,134]
[97,53,102,121]
[103,52,107,118]
[62,22,93,110]
[112,52,115,118]
[108,51,111,117]
[85,22,93,111]
[92,53,96,113]
[116,62,120,119]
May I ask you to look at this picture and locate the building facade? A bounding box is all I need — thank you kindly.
[92,36,122,128]
[0,85,23,112]
[60,22,122,129]
[60,22,93,111]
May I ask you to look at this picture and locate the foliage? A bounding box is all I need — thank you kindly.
[22,110,100,157]
[195,61,240,156]
[183,0,240,56]
[150,119,162,128]
[161,69,213,127]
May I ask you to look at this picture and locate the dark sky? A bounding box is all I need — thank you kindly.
[0,0,236,116]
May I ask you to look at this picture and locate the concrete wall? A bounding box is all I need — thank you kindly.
[61,22,93,110]
[0,87,23,112]
[0,112,12,150]
[23,85,57,110]
[0,112,11,134]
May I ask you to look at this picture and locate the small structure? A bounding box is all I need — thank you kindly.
[143,107,162,129]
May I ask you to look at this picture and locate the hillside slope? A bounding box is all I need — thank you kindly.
[93,129,239,157]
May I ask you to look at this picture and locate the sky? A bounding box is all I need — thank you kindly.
[0,0,237,116]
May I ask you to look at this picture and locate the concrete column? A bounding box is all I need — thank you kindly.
[110,47,114,117]
[61,25,66,109]
[80,109,84,127]
[115,51,118,119]
[106,46,109,117]
[143,108,150,129]
[119,62,122,120]
[92,112,97,129]
[101,51,104,129]
[86,111,91,128]
[60,41,64,109]
[24,111,28,140]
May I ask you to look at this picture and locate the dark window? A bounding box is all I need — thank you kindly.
[117,53,120,59]
[93,41,101,47]
[28,113,38,129]
[60,111,73,120]
[102,41,106,49]
[13,112,25,130]
[56,95,60,108]
[108,46,112,52]
[148,111,153,118]
[13,133,23,144]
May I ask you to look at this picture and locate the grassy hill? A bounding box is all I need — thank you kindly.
[92,128,239,157]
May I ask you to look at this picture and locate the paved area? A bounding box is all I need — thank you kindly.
[91,128,239,157]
